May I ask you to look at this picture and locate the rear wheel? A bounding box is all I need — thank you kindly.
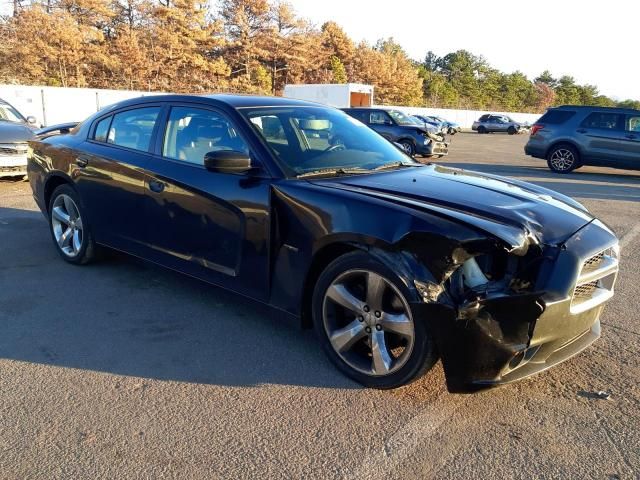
[48,184,97,264]
[312,251,437,389]
[398,140,415,156]
[477,126,487,134]
[547,145,579,173]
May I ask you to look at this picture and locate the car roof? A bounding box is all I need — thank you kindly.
[554,105,640,114]
[104,94,330,110]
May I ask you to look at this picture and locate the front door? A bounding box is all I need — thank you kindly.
[576,111,626,166]
[368,111,396,141]
[619,114,640,169]
[143,105,272,300]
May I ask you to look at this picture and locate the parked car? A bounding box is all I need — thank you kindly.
[28,95,619,391]
[525,105,640,173]
[342,107,448,157]
[413,115,460,135]
[411,115,447,135]
[472,114,522,134]
[0,98,39,178]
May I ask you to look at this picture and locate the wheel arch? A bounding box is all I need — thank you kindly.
[545,140,582,161]
[43,172,75,212]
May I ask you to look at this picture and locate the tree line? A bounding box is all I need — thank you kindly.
[1,0,637,113]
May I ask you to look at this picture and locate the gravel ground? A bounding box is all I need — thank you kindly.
[0,133,638,479]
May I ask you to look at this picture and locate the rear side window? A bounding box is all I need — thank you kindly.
[93,116,111,142]
[107,107,161,152]
[580,112,623,130]
[538,110,575,125]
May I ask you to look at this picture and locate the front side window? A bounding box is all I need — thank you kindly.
[370,111,391,125]
[626,116,640,132]
[581,112,623,130]
[107,107,160,151]
[163,107,249,165]
[242,106,416,177]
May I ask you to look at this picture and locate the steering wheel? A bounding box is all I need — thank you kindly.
[324,143,346,153]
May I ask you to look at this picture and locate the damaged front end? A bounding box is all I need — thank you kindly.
[398,219,619,393]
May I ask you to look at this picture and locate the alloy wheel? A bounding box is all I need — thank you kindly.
[51,194,84,257]
[549,148,575,171]
[322,269,415,376]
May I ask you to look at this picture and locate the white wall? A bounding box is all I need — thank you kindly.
[386,105,542,129]
[0,84,542,129]
[0,85,163,126]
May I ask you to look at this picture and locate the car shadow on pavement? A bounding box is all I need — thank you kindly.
[0,207,359,389]
[443,162,640,203]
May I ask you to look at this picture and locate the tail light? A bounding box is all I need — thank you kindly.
[530,124,544,136]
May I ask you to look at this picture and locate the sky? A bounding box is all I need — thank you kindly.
[287,0,639,100]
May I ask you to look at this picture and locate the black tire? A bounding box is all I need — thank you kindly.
[546,144,580,174]
[48,184,98,265]
[507,126,517,135]
[398,139,415,156]
[312,251,438,389]
[477,126,487,134]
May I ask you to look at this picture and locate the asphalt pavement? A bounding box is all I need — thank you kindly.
[0,133,638,479]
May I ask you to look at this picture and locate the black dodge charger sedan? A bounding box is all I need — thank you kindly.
[27,95,619,391]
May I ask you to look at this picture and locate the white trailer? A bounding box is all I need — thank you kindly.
[283,83,374,108]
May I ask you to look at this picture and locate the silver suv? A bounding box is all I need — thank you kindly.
[472,114,522,134]
[525,106,640,173]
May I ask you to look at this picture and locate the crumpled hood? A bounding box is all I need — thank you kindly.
[311,164,594,252]
[0,122,34,143]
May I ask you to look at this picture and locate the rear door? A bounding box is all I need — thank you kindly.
[143,104,272,300]
[75,105,162,254]
[576,111,626,166]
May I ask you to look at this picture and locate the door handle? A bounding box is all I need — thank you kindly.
[75,156,90,168]
[148,179,165,193]
[576,129,587,134]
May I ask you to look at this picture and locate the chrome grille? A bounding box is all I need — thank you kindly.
[570,245,619,314]
[0,143,28,156]
[581,252,604,272]
[573,281,598,300]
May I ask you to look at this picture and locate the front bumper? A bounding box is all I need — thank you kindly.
[0,154,28,177]
[418,140,449,157]
[417,220,619,392]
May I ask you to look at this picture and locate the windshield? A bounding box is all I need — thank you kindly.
[0,102,26,123]
[240,106,417,177]
[387,110,417,126]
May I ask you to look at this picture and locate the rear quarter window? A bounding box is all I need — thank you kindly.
[538,110,576,124]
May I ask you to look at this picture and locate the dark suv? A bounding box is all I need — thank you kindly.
[525,105,640,173]
[342,107,448,157]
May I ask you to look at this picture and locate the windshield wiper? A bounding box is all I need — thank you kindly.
[373,161,420,171]
[297,167,369,179]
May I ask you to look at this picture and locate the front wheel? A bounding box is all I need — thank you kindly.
[398,140,415,156]
[312,251,437,389]
[547,145,580,173]
[507,126,517,135]
[48,184,98,264]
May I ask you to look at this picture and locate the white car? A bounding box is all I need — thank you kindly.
[0,98,37,178]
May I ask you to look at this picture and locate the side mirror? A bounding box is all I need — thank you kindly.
[26,116,38,125]
[204,150,254,174]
